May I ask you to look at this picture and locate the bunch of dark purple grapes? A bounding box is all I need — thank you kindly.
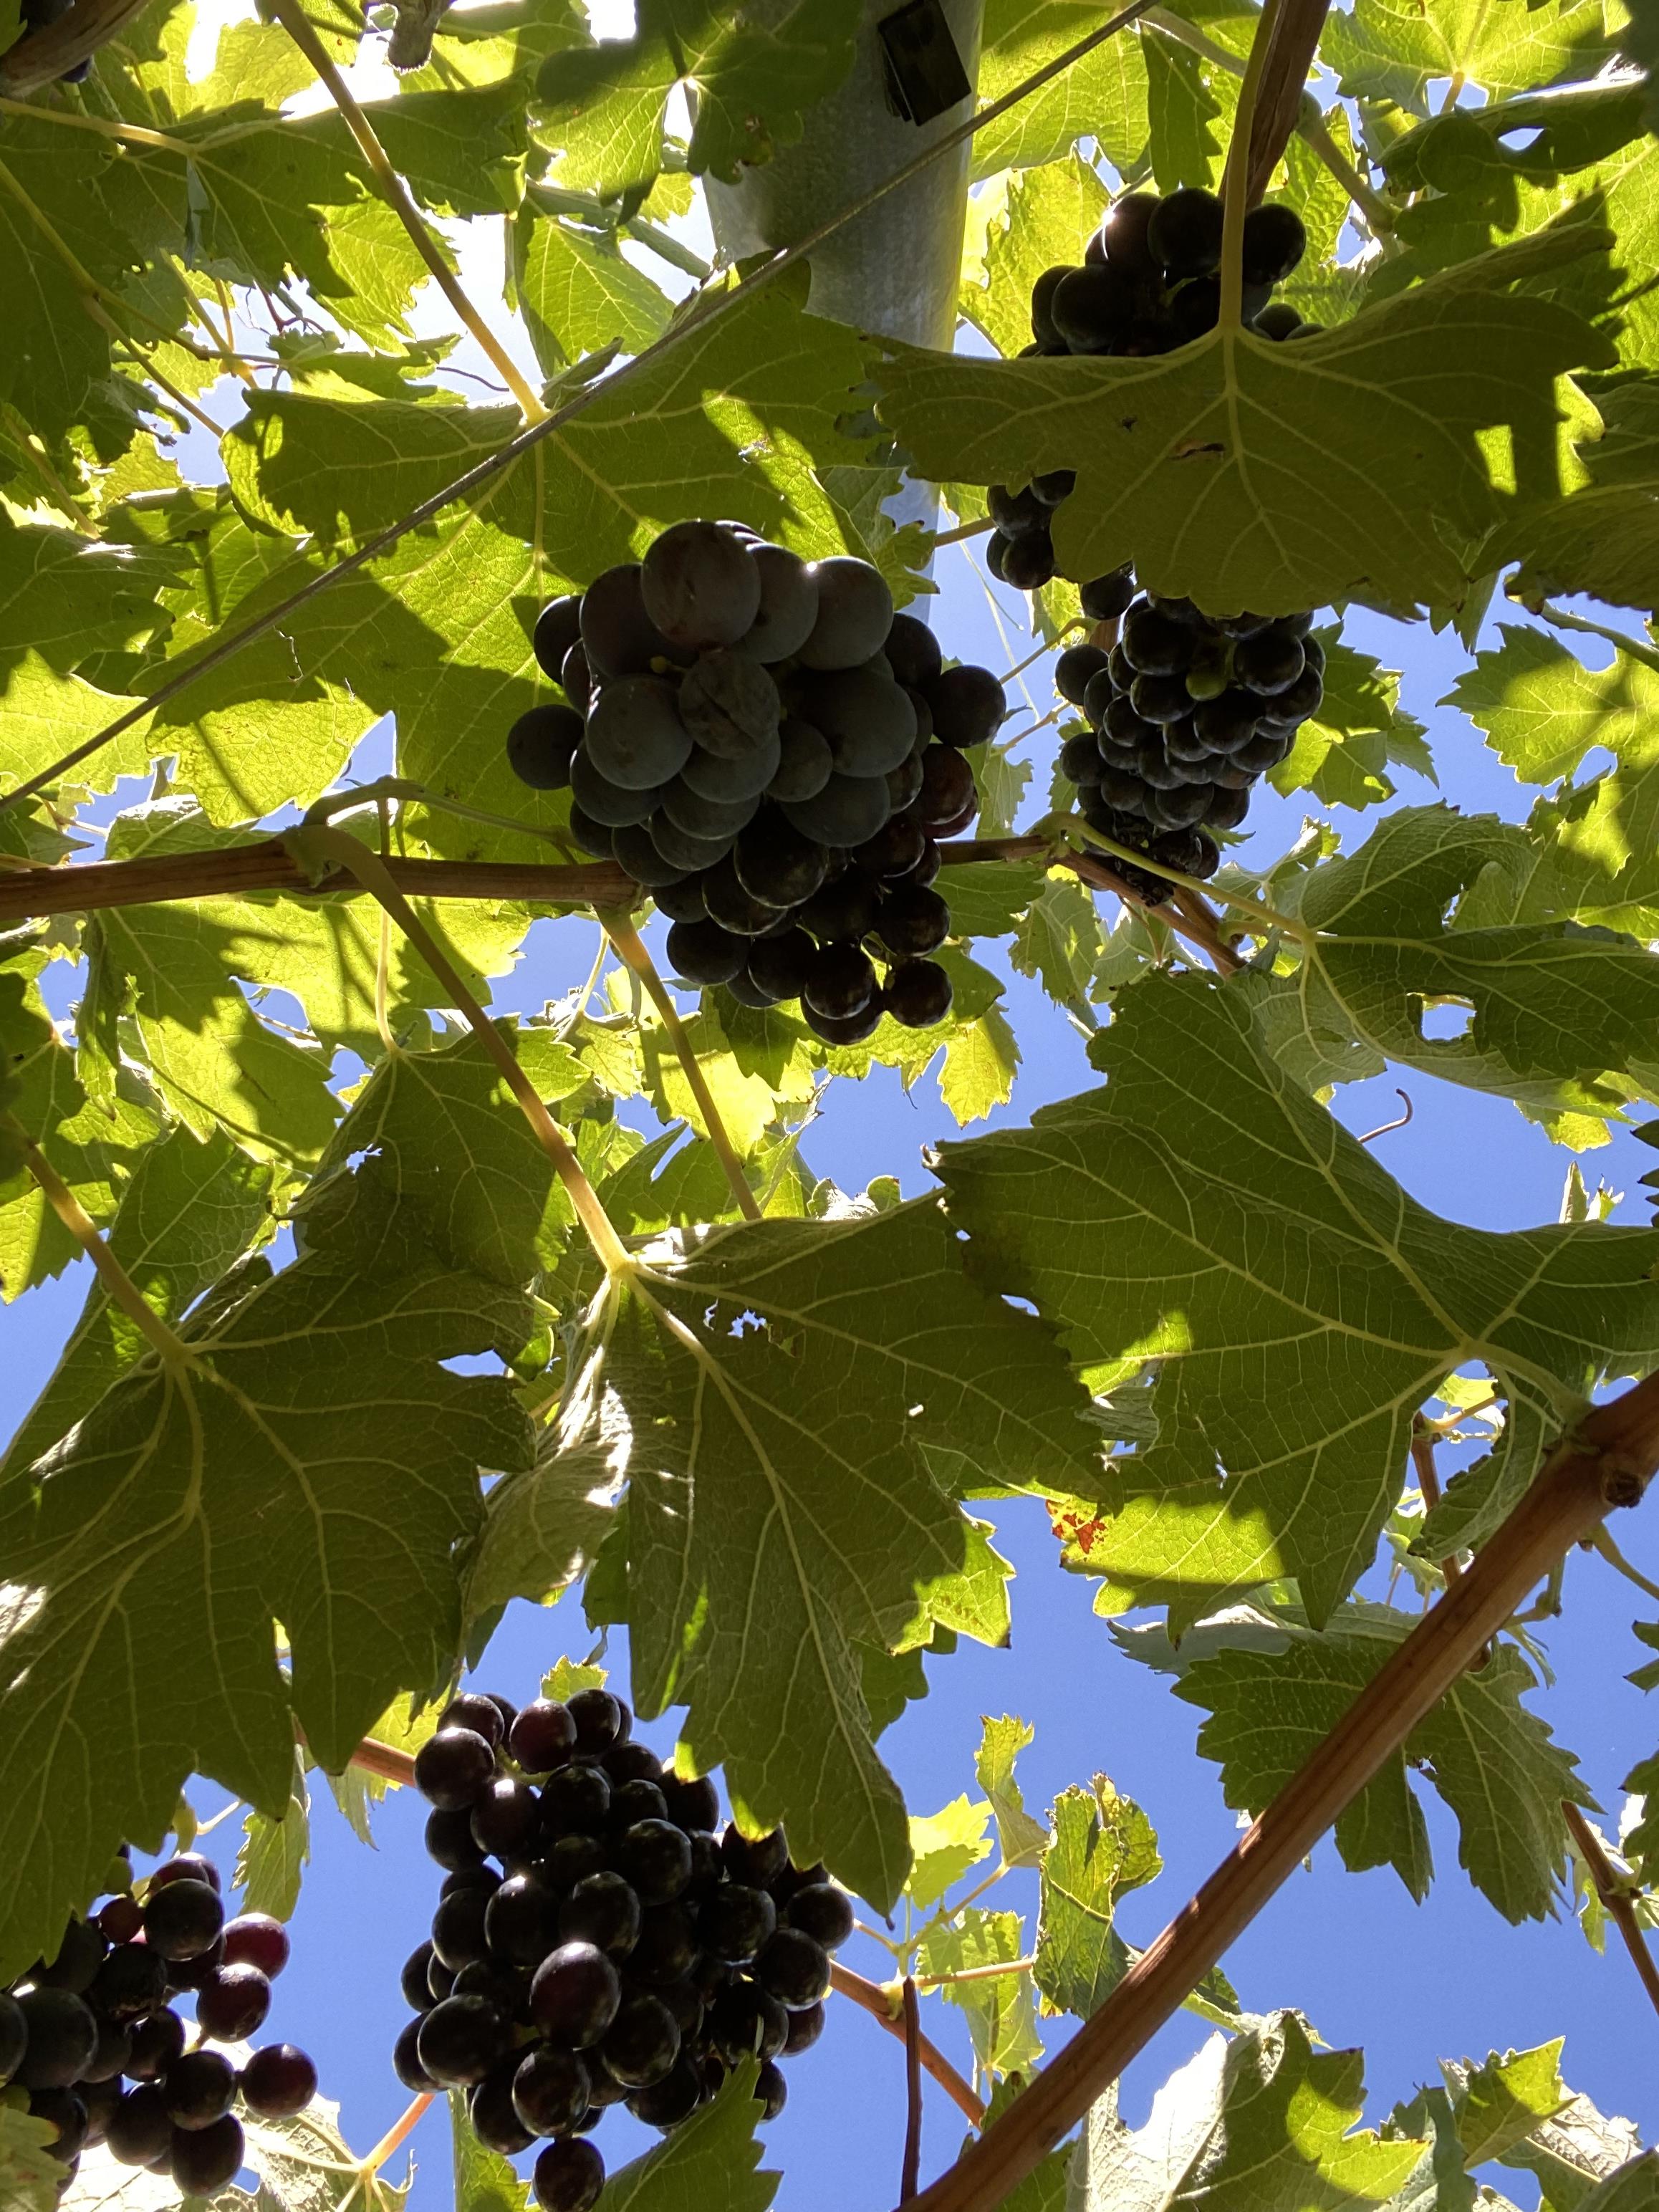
[984,186,1311,592]
[0,1852,315,2195]
[1054,589,1324,892]
[504,521,1009,1044]
[396,1686,852,2212]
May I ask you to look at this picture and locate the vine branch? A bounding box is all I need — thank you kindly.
[5,1115,193,1367]
[828,1963,985,2127]
[901,1976,924,2201]
[903,1367,1659,2212]
[0,0,1157,818]
[1242,0,1334,206]
[0,0,152,94]
[1562,1802,1659,2025]
[600,913,764,1223]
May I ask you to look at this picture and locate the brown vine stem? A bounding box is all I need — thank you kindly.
[0,0,1157,819]
[1218,0,1281,330]
[1410,1419,1463,1586]
[901,1977,925,2202]
[0,0,152,93]
[263,0,544,423]
[600,913,763,1223]
[1562,1801,1659,2025]
[830,1964,985,2127]
[286,826,633,1276]
[1243,0,1334,206]
[4,1114,193,1366]
[903,1368,1659,2212]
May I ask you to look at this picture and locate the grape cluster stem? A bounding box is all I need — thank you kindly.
[900,1977,923,2203]
[899,1365,1659,2212]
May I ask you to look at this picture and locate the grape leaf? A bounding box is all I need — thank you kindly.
[916,1906,1044,2078]
[592,2062,777,2211]
[976,1713,1049,1868]
[874,223,1614,617]
[936,969,1659,1628]
[1035,1776,1160,2018]
[0,1163,532,1976]
[1321,0,1612,114]
[1441,2044,1572,2167]
[1069,2012,1425,2212]
[534,1,857,192]
[1443,622,1659,787]
[234,1748,311,1921]
[0,514,174,675]
[1499,2089,1645,2211]
[463,1429,620,1631]
[244,2090,413,2212]
[0,2104,61,2212]
[0,652,153,802]
[973,0,1149,176]
[2,1127,273,1478]
[961,155,1110,362]
[513,208,672,372]
[1263,805,1659,1101]
[1143,27,1232,196]
[1270,631,1433,812]
[1116,1598,1592,1920]
[597,1196,1095,1905]
[908,1794,994,1909]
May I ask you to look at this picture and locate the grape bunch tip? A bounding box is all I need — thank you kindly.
[1,1850,315,2195]
[508,522,1009,1044]
[400,1685,855,2212]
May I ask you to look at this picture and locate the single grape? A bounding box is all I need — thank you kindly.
[424,1807,487,1874]
[393,2016,436,2092]
[926,665,1006,748]
[14,1989,97,2089]
[802,666,918,776]
[512,2044,591,2138]
[1130,673,1193,725]
[1029,264,1072,347]
[703,855,787,936]
[659,1772,721,1834]
[987,482,1050,538]
[854,813,927,880]
[627,1902,697,1986]
[505,701,582,792]
[580,564,687,679]
[82,2074,123,2148]
[1168,274,1221,343]
[1052,262,1138,352]
[566,805,615,860]
[1148,186,1224,279]
[1032,466,1077,504]
[917,745,977,829]
[745,544,820,663]
[884,611,943,690]
[89,1941,168,2024]
[883,958,953,1028]
[529,1943,622,2051]
[532,595,583,681]
[648,814,731,875]
[725,968,787,1008]
[627,2057,703,2130]
[640,521,761,650]
[766,716,834,803]
[35,1918,105,1994]
[754,1927,832,2009]
[510,1700,578,1773]
[875,885,949,956]
[533,2137,605,2212]
[679,648,782,759]
[706,1979,789,2062]
[464,2057,532,2158]
[0,1992,27,2085]
[654,875,708,925]
[1242,200,1307,286]
[149,1855,221,1896]
[107,2084,174,2168]
[663,918,746,987]
[678,730,781,801]
[1120,605,1195,678]
[126,2017,186,2079]
[221,1914,289,1981]
[1193,690,1261,750]
[483,1874,558,1967]
[659,776,758,843]
[560,1872,642,1958]
[1234,628,1305,696]
[1099,191,1159,271]
[542,1759,614,1839]
[415,1726,497,1812]
[170,2112,246,2195]
[97,1896,143,1946]
[599,1995,680,2088]
[540,1837,609,1897]
[612,1819,694,1908]
[431,1883,492,1973]
[197,1963,271,2044]
[1055,644,1110,706]
[803,942,877,1021]
[472,1776,542,1860]
[780,771,892,848]
[611,821,691,888]
[785,1882,855,1949]
[140,1877,223,1966]
[733,813,829,908]
[1060,731,1105,785]
[1165,717,1218,764]
[776,2004,822,2066]
[999,531,1057,590]
[984,531,1011,583]
[584,675,694,789]
[756,2059,788,2121]
[162,2049,236,2132]
[416,1995,511,2088]
[1079,568,1135,622]
[798,557,894,670]
[742,928,813,1003]
[1154,824,1225,876]
[798,867,883,944]
[606,1760,669,1807]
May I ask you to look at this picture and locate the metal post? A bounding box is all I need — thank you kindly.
[704,0,986,547]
